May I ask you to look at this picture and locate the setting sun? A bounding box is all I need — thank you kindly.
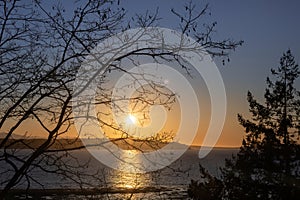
[126,114,137,125]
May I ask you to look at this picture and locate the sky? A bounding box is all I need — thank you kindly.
[5,0,300,147]
[118,0,300,147]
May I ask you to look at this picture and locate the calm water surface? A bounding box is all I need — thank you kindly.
[1,148,238,199]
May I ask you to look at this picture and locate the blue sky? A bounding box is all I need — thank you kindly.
[119,0,300,146]
[17,0,299,146]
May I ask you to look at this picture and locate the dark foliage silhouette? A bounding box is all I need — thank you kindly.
[189,50,300,200]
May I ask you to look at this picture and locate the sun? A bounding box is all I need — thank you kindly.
[126,114,137,125]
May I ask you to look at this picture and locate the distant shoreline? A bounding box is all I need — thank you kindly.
[0,138,239,150]
[0,186,189,199]
[1,187,174,195]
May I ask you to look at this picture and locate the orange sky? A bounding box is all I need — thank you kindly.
[3,93,247,148]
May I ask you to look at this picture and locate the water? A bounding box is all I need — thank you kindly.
[0,148,238,199]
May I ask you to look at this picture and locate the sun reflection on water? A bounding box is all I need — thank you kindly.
[110,150,152,190]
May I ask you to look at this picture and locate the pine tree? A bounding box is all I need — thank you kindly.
[188,50,300,200]
[222,50,300,199]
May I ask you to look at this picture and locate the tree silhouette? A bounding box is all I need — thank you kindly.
[188,165,223,200]
[189,50,300,200]
[0,0,243,198]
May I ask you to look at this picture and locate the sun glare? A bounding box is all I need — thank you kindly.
[126,114,137,125]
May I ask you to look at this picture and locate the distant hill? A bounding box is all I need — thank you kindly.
[0,135,238,151]
[0,138,84,150]
[0,137,190,151]
[0,132,41,139]
[110,138,189,151]
[188,145,240,150]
